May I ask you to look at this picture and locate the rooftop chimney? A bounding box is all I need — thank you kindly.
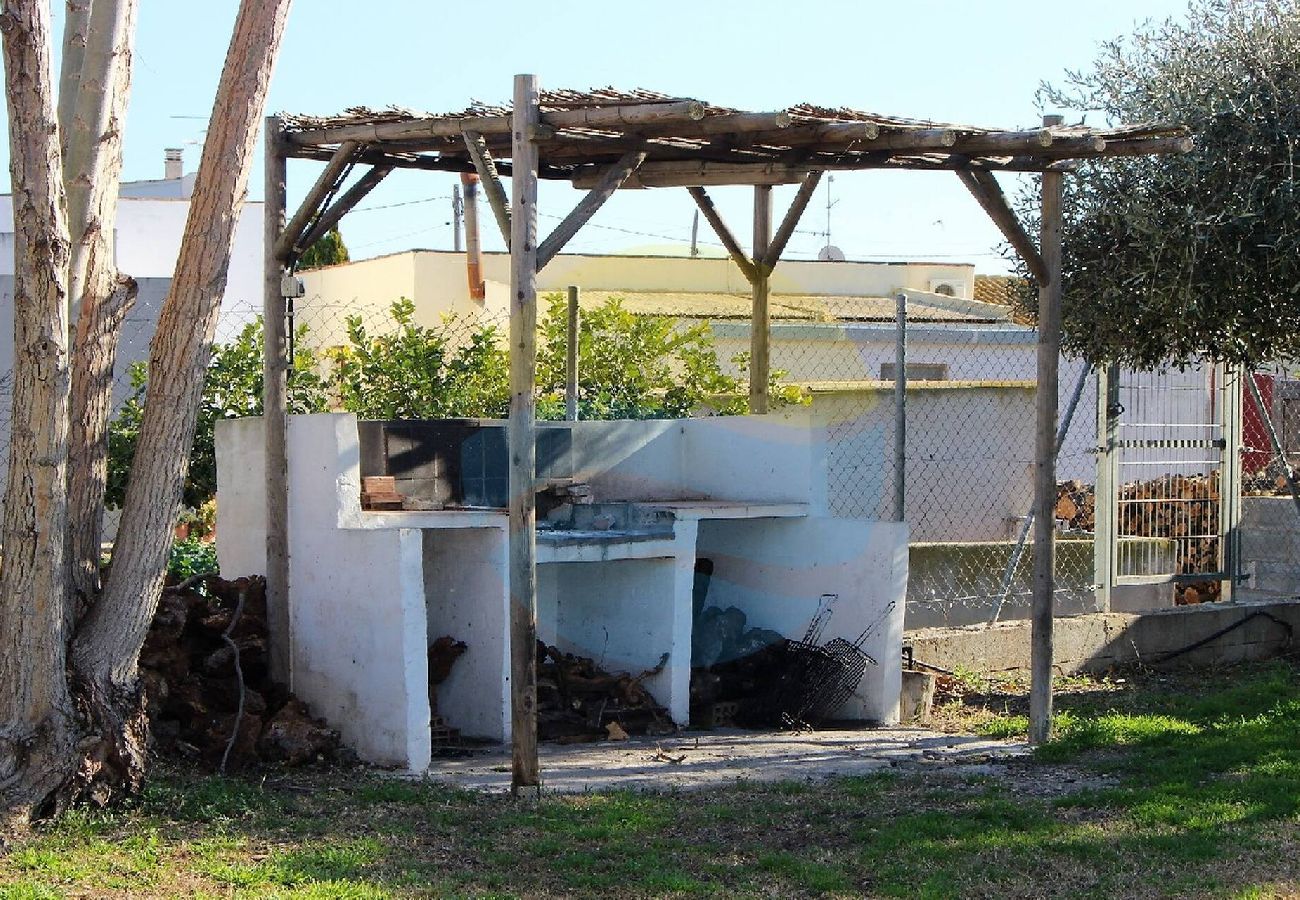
[164,147,183,180]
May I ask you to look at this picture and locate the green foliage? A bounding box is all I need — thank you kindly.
[327,298,510,419]
[296,226,350,270]
[166,538,218,583]
[535,292,749,420]
[1024,0,1300,367]
[107,318,329,509]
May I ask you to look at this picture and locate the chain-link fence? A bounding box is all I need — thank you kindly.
[1,279,1297,630]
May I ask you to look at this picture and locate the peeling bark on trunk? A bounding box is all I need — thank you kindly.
[73,0,293,694]
[63,0,139,605]
[0,0,77,828]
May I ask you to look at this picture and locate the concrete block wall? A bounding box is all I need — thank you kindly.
[907,599,1300,675]
[1239,497,1300,601]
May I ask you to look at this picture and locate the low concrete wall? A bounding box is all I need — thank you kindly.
[907,599,1300,675]
[906,537,1175,629]
[1239,497,1300,602]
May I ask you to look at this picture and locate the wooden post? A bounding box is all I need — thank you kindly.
[263,116,291,686]
[1030,115,1065,746]
[508,73,541,793]
[750,185,772,414]
[566,285,580,421]
[461,172,485,301]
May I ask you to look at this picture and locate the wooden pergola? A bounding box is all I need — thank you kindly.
[263,77,1190,791]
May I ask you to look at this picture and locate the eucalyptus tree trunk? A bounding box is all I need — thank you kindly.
[69,0,294,793]
[0,0,77,830]
[0,0,295,826]
[63,0,139,608]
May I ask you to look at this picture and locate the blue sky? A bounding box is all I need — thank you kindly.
[12,0,1192,273]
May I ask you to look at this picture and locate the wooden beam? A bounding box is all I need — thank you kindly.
[1030,115,1065,747]
[951,132,1104,156]
[289,165,391,261]
[574,160,809,189]
[463,130,512,249]
[762,170,823,271]
[750,185,772,415]
[867,128,956,150]
[1063,135,1193,158]
[537,148,646,269]
[285,100,706,147]
[275,140,358,259]
[262,116,291,685]
[565,285,580,421]
[508,73,541,794]
[636,110,793,137]
[955,168,1049,284]
[687,186,758,283]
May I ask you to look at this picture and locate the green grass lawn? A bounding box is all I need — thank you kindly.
[3,657,1299,898]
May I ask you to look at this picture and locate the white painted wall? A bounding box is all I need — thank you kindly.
[215,410,907,762]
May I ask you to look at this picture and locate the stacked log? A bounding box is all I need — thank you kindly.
[140,575,347,769]
[1054,474,1222,604]
[535,641,675,742]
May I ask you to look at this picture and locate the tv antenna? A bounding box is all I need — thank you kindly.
[817,174,845,261]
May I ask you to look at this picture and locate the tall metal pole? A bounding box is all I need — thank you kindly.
[508,74,541,793]
[894,292,907,523]
[262,116,291,686]
[461,172,485,301]
[1030,116,1065,745]
[565,285,580,422]
[750,185,772,414]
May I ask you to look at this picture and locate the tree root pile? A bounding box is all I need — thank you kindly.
[139,575,350,770]
[536,642,676,743]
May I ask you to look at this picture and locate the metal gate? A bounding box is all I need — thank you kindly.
[1095,363,1242,608]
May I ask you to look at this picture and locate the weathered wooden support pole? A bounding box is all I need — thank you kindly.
[291,164,391,261]
[1030,115,1065,746]
[509,73,541,793]
[750,185,772,415]
[686,186,757,283]
[566,285,580,421]
[273,139,358,260]
[463,130,512,249]
[537,147,646,269]
[263,116,291,685]
[763,170,823,271]
[955,168,1049,285]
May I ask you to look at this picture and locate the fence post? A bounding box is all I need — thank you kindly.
[1220,363,1244,601]
[1245,367,1300,516]
[894,291,907,523]
[565,285,579,422]
[1094,364,1119,612]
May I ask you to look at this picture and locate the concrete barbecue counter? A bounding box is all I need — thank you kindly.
[216,412,906,770]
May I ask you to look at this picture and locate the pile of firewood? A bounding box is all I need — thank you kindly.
[535,642,675,742]
[140,575,347,769]
[1055,475,1222,604]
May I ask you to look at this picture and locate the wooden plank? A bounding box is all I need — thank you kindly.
[574,160,808,189]
[750,185,772,415]
[274,140,358,259]
[1030,115,1065,747]
[955,168,1049,284]
[686,186,758,284]
[262,116,291,685]
[463,130,512,249]
[762,170,823,271]
[290,164,391,261]
[565,285,579,421]
[508,73,541,793]
[537,148,646,269]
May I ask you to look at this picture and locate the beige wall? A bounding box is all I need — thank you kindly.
[298,249,978,348]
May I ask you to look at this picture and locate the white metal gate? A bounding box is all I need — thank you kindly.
[1095,363,1242,607]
